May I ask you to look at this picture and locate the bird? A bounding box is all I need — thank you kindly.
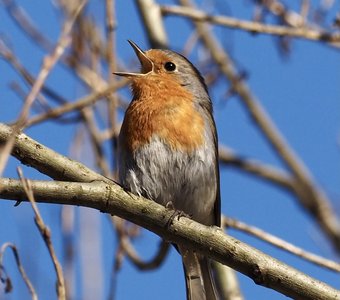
[114,40,221,300]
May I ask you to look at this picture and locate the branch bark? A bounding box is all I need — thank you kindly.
[0,122,339,299]
[0,178,339,300]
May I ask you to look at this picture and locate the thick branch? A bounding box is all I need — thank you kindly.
[0,178,339,300]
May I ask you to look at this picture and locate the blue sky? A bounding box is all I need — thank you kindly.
[1,1,340,299]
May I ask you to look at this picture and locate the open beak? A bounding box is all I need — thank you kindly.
[113,40,153,77]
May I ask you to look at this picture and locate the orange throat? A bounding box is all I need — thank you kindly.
[121,75,205,153]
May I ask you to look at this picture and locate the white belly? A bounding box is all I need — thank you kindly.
[119,136,217,225]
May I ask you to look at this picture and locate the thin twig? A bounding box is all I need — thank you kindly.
[106,0,119,178]
[256,0,308,28]
[25,79,128,127]
[61,205,75,300]
[17,167,66,300]
[223,216,340,273]
[0,39,68,106]
[0,243,37,300]
[14,0,86,130]
[81,108,111,176]
[112,216,170,270]
[219,146,295,191]
[2,0,54,50]
[3,0,112,95]
[161,5,340,45]
[213,261,244,300]
[8,81,80,125]
[121,237,170,270]
[0,1,86,176]
[136,0,168,48]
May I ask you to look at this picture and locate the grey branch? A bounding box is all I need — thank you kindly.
[0,243,37,300]
[224,217,340,273]
[17,168,66,300]
[136,0,168,48]
[0,122,339,298]
[219,146,295,191]
[160,5,340,46]
[0,178,339,300]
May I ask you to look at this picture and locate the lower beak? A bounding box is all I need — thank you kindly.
[113,40,153,77]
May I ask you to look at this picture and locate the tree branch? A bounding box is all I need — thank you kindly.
[0,243,37,300]
[219,146,295,191]
[161,5,340,46]
[17,168,66,300]
[224,217,340,273]
[0,178,339,300]
[136,0,168,48]
[26,80,128,127]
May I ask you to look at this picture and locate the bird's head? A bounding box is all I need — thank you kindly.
[114,40,209,99]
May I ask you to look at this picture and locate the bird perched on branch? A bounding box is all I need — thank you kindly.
[115,40,220,300]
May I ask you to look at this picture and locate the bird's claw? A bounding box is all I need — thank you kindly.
[166,202,191,228]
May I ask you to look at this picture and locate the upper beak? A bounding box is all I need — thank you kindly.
[113,40,154,77]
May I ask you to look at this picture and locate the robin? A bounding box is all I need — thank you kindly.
[114,40,220,300]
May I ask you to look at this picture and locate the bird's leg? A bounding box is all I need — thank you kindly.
[165,201,192,228]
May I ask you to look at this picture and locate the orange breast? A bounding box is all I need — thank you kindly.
[120,75,205,153]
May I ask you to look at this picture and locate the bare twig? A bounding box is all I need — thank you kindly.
[17,167,66,300]
[136,0,168,48]
[256,0,309,28]
[0,1,86,176]
[223,217,340,273]
[3,0,111,91]
[2,0,54,50]
[25,79,127,127]
[112,216,170,270]
[300,0,310,23]
[0,39,68,106]
[213,262,244,300]
[9,82,81,125]
[81,107,111,176]
[61,205,75,300]
[0,243,37,300]
[219,146,295,191]
[160,5,340,45]
[122,237,170,270]
[106,0,119,178]
[14,1,86,130]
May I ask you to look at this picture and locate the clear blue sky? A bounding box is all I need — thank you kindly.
[1,1,340,299]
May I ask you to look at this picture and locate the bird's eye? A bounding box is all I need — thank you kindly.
[164,62,176,72]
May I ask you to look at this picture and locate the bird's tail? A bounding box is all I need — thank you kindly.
[179,246,218,300]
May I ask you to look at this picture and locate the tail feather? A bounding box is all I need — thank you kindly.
[179,246,218,300]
